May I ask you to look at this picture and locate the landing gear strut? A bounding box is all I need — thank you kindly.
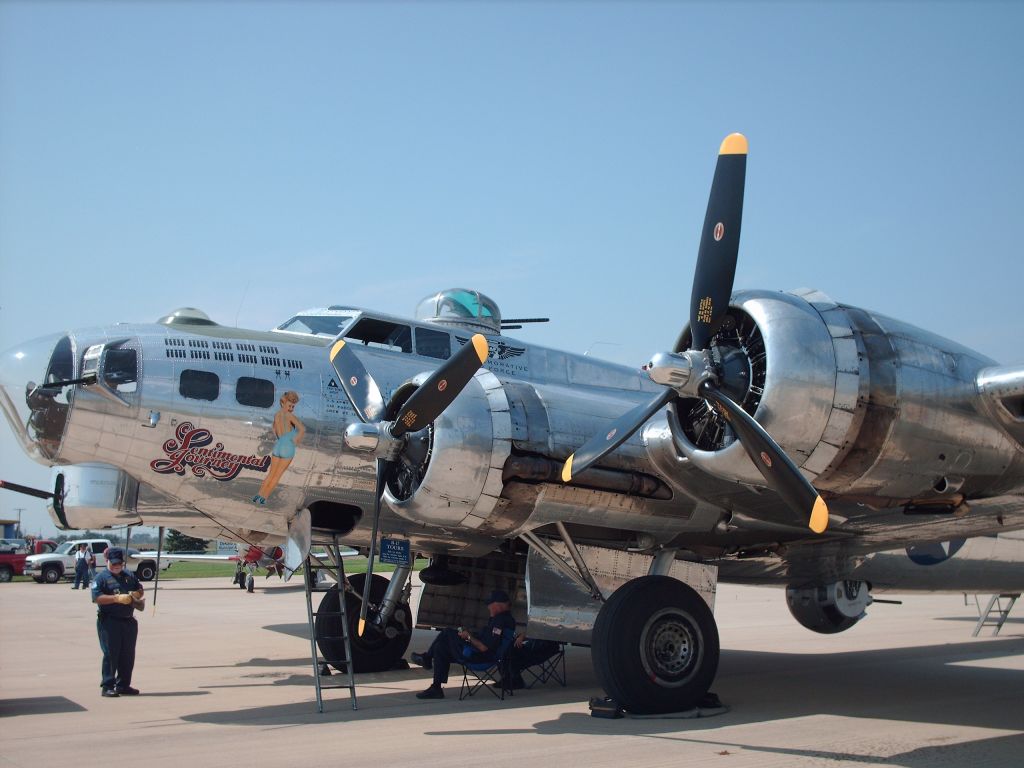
[592,575,719,714]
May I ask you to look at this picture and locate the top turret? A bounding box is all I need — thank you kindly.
[415,289,502,334]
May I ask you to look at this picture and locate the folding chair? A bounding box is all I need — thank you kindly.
[521,641,567,689]
[457,628,517,701]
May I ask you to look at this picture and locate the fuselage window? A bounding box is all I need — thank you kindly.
[103,349,138,392]
[414,327,451,360]
[345,318,413,354]
[179,369,220,402]
[236,376,275,408]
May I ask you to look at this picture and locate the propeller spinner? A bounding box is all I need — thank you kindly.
[562,134,829,534]
[329,334,490,634]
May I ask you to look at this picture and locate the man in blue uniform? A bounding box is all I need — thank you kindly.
[91,547,144,697]
[410,589,517,700]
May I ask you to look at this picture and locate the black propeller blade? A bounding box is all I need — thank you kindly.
[561,133,829,534]
[329,340,386,424]
[391,335,490,437]
[328,332,490,634]
[562,389,674,482]
[698,382,828,533]
[690,133,747,351]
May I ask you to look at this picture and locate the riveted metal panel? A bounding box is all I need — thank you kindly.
[821,406,855,447]
[832,338,860,374]
[819,307,855,340]
[802,440,842,474]
[834,371,861,412]
[481,466,505,498]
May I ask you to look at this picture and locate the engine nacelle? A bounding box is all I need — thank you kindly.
[383,369,511,532]
[669,289,839,488]
[668,288,1019,501]
[786,580,872,634]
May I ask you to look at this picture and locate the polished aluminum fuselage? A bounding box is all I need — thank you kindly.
[5,289,1024,588]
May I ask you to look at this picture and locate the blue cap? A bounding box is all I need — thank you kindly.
[106,547,125,564]
[485,589,510,604]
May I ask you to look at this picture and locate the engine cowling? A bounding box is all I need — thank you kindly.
[786,580,872,634]
[383,369,511,531]
[669,289,854,489]
[667,288,1018,502]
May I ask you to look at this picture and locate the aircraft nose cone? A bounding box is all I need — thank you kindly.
[0,333,72,464]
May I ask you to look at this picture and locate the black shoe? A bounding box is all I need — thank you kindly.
[416,685,444,699]
[115,686,140,695]
[101,688,119,698]
[410,652,432,670]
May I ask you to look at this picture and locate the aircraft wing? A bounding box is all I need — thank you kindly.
[129,548,359,564]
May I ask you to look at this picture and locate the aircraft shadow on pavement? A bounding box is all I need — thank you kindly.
[178,638,1024,740]
[620,730,1024,767]
[0,696,87,717]
[174,657,312,671]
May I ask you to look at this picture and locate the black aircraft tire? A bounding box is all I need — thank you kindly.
[315,573,412,674]
[592,575,719,715]
[136,562,156,581]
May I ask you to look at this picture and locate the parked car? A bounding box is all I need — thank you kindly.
[23,538,171,583]
[0,540,58,582]
[0,538,28,554]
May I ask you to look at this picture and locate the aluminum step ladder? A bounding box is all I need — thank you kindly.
[304,537,358,711]
[971,593,1020,637]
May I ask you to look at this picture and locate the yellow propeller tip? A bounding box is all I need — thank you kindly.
[330,339,346,359]
[719,133,748,156]
[471,334,489,364]
[809,496,829,534]
[357,618,366,636]
[561,455,574,483]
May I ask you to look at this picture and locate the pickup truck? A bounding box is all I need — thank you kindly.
[23,538,170,583]
[0,539,58,582]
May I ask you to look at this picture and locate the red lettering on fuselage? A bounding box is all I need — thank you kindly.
[150,422,270,481]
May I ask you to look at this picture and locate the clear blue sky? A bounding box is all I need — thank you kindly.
[2,1,1022,536]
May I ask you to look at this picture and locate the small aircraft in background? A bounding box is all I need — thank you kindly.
[2,134,1022,714]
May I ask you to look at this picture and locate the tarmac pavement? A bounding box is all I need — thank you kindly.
[1,575,1022,767]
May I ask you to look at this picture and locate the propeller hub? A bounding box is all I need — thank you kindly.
[344,422,380,452]
[344,422,405,462]
[645,350,715,399]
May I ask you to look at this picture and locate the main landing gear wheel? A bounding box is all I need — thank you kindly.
[315,572,412,673]
[592,575,719,715]
[136,562,156,581]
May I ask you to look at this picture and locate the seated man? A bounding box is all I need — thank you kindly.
[411,589,516,700]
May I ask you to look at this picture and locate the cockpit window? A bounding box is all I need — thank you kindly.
[344,318,412,354]
[414,327,451,360]
[103,349,137,392]
[276,314,353,337]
